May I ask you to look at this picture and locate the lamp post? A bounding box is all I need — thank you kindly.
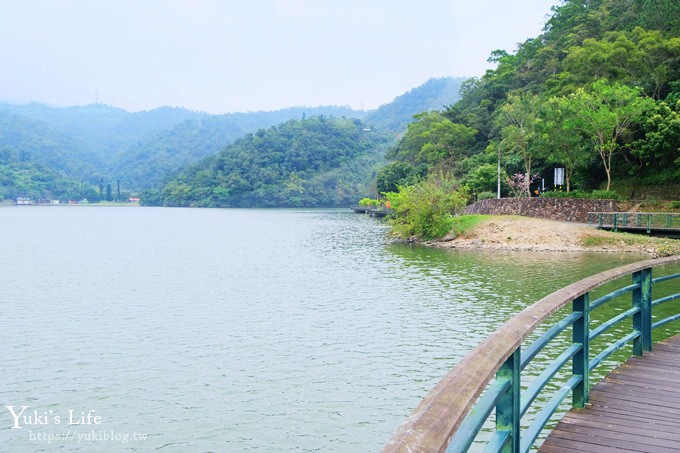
[497,144,501,199]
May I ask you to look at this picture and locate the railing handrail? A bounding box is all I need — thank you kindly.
[588,211,680,215]
[383,255,680,453]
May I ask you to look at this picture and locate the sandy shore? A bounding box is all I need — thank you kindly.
[425,216,678,256]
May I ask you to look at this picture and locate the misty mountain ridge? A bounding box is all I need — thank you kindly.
[0,76,465,200]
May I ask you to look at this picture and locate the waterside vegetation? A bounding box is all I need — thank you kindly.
[379,0,680,241]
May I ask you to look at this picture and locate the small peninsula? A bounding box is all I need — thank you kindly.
[426,216,680,257]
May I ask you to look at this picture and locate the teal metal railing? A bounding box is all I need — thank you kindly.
[383,256,680,453]
[588,212,680,233]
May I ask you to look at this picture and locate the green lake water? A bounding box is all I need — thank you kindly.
[1,207,676,452]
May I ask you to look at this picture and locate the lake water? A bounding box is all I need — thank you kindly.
[0,207,660,452]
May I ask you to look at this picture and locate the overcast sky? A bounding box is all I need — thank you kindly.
[0,0,558,113]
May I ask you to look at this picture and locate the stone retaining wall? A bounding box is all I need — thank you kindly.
[464,198,618,223]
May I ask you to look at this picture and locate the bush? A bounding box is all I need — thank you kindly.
[477,191,496,201]
[358,197,381,206]
[541,191,569,198]
[671,201,680,209]
[590,190,621,200]
[385,172,469,240]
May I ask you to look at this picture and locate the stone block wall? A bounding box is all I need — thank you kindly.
[463,198,618,223]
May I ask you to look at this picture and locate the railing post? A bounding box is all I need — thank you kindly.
[632,268,653,355]
[572,293,590,408]
[647,214,651,234]
[496,349,520,452]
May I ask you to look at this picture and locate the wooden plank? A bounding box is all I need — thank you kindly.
[545,428,680,452]
[552,420,680,449]
[540,436,639,452]
[556,415,680,442]
[560,411,680,434]
[540,334,680,452]
[580,406,680,427]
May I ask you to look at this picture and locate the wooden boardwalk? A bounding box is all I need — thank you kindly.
[540,334,680,452]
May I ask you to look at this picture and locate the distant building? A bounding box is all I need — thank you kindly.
[129,197,140,203]
[16,196,32,205]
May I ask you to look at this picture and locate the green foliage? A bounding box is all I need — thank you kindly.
[590,190,621,200]
[671,201,680,209]
[375,161,426,194]
[385,172,469,240]
[540,189,620,200]
[465,163,504,195]
[540,190,587,198]
[387,112,477,168]
[495,93,544,196]
[559,27,680,99]
[358,198,381,207]
[148,116,391,207]
[561,80,655,191]
[476,191,496,200]
[449,215,489,236]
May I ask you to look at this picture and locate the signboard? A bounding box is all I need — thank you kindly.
[554,167,565,186]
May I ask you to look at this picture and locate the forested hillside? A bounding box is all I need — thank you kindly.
[364,77,465,132]
[380,0,680,207]
[0,76,464,203]
[0,103,366,201]
[143,116,392,207]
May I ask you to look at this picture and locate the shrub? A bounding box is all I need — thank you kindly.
[477,191,496,201]
[541,191,569,198]
[358,197,381,206]
[590,190,621,200]
[385,172,469,240]
[671,201,680,209]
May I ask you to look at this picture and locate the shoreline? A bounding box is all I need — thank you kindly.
[420,216,679,257]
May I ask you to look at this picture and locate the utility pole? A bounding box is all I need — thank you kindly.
[497,144,501,199]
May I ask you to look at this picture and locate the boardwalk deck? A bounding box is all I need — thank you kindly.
[540,334,680,452]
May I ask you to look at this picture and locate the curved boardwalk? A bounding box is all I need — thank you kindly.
[540,334,680,453]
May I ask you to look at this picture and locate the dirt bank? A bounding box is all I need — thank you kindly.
[427,216,679,256]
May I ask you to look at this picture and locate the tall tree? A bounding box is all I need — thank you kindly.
[495,93,544,196]
[567,80,654,191]
[541,96,590,192]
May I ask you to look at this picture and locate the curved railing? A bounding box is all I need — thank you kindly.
[383,255,680,453]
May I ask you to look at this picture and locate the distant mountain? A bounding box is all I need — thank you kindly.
[364,77,466,132]
[0,77,467,201]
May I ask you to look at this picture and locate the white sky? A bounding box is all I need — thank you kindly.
[0,0,558,113]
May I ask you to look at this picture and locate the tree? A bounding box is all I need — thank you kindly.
[466,163,506,196]
[376,161,426,195]
[567,80,655,191]
[560,28,680,99]
[627,100,680,178]
[495,93,544,196]
[541,96,590,191]
[388,112,477,168]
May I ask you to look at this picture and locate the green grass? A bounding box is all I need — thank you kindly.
[449,215,493,236]
[580,232,680,257]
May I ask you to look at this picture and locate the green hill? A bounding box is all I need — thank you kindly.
[0,77,472,202]
[143,116,392,208]
[365,77,465,132]
[379,0,680,203]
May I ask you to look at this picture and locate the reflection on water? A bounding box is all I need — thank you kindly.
[0,207,666,452]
